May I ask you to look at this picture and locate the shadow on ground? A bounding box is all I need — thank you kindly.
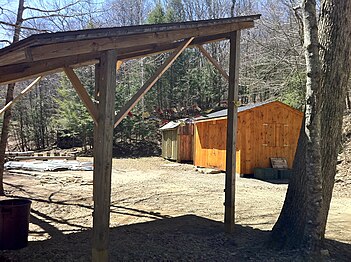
[1,214,350,262]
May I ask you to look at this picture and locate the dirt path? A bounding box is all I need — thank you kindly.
[1,157,350,261]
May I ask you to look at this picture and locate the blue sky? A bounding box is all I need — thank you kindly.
[0,0,105,47]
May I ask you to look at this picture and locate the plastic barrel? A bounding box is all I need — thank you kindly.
[0,199,32,250]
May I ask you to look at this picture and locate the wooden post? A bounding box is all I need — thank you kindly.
[224,30,240,233]
[92,50,117,261]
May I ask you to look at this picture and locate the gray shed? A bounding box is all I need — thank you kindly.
[160,119,193,162]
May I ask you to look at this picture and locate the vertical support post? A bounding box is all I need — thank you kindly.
[224,30,240,233]
[92,50,117,261]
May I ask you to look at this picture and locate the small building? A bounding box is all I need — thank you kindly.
[194,101,303,174]
[160,119,193,162]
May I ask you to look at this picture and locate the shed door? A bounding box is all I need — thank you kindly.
[276,124,289,147]
[263,123,290,147]
[263,123,276,147]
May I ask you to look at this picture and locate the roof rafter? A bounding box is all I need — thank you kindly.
[0,33,230,85]
[0,15,260,68]
[0,15,260,87]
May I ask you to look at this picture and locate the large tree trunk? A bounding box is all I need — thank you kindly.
[0,0,24,196]
[272,0,323,253]
[272,0,351,254]
[318,0,351,237]
[271,122,308,248]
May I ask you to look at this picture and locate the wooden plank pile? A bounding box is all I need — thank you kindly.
[5,151,77,161]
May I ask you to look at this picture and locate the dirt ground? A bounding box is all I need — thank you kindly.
[0,157,350,261]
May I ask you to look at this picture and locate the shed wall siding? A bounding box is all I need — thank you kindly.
[194,102,302,174]
[177,134,193,161]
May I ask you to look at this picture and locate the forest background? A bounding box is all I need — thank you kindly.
[0,0,348,155]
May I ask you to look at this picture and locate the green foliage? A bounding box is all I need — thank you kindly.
[165,0,185,22]
[147,2,167,24]
[281,71,306,110]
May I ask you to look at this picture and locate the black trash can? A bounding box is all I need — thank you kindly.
[0,199,32,250]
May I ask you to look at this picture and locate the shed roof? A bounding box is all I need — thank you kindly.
[0,14,260,85]
[195,101,302,122]
[160,121,181,130]
[160,118,194,130]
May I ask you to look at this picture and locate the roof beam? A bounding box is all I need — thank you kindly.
[0,15,260,57]
[0,50,26,67]
[0,53,100,86]
[63,67,98,124]
[0,33,233,86]
[114,37,194,128]
[117,32,229,61]
[197,45,229,81]
[25,21,253,64]
[0,76,41,116]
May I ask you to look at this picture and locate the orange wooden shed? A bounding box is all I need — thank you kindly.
[194,101,303,174]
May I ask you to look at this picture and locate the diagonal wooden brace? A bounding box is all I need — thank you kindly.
[197,44,229,81]
[114,37,194,128]
[64,67,99,125]
[0,76,42,116]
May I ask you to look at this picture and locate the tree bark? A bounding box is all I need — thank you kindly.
[0,0,24,196]
[301,0,323,254]
[272,0,351,255]
[0,84,15,195]
[318,0,351,238]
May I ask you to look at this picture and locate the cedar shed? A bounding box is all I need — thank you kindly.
[194,101,303,174]
[160,119,193,162]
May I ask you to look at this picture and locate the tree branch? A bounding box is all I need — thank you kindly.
[0,21,50,32]
[23,1,80,13]
[22,13,89,22]
[0,39,12,45]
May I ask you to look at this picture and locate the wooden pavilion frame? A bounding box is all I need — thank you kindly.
[0,15,260,261]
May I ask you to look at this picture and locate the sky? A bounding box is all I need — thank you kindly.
[0,0,105,48]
